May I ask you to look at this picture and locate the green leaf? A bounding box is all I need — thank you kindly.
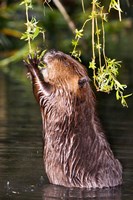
[20,33,28,40]
[32,27,40,40]
[116,90,120,100]
[114,80,126,90]
[75,29,83,39]
[20,2,25,5]
[121,97,128,107]
[39,50,47,60]
[89,60,96,70]
[123,93,132,98]
[72,40,78,46]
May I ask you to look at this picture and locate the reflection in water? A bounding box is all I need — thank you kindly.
[0,73,7,157]
[0,68,132,200]
[42,184,121,200]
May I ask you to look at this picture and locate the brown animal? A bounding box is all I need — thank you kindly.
[24,50,122,188]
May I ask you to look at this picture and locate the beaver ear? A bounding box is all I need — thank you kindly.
[78,76,89,88]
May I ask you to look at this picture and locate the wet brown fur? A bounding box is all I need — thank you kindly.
[24,50,122,188]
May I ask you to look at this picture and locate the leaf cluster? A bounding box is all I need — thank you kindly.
[71,0,132,107]
[21,17,45,42]
[20,0,45,54]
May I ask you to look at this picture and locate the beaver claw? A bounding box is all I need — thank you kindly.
[23,52,40,69]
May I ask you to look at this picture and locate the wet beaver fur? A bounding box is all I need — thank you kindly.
[24,50,122,188]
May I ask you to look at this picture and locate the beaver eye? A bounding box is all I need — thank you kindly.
[78,76,89,88]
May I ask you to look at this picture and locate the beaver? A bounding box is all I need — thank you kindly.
[24,50,122,188]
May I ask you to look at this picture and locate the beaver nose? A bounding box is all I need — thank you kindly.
[49,49,57,55]
[43,50,57,64]
[43,50,65,64]
[48,50,64,57]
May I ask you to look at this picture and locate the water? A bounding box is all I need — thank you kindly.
[0,69,132,200]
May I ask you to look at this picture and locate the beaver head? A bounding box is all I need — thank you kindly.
[41,50,90,91]
[24,50,122,188]
[25,50,96,132]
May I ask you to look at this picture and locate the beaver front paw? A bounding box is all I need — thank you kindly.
[23,52,40,69]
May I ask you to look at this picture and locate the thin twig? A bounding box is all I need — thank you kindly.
[92,0,95,60]
[91,0,96,87]
[81,0,85,13]
[25,4,32,53]
[117,0,122,21]
[95,17,102,69]
[53,0,76,33]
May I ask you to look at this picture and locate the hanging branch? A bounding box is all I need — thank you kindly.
[20,0,132,106]
[71,0,132,107]
[20,0,45,54]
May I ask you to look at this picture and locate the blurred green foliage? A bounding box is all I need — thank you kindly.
[0,0,133,70]
[0,0,132,107]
